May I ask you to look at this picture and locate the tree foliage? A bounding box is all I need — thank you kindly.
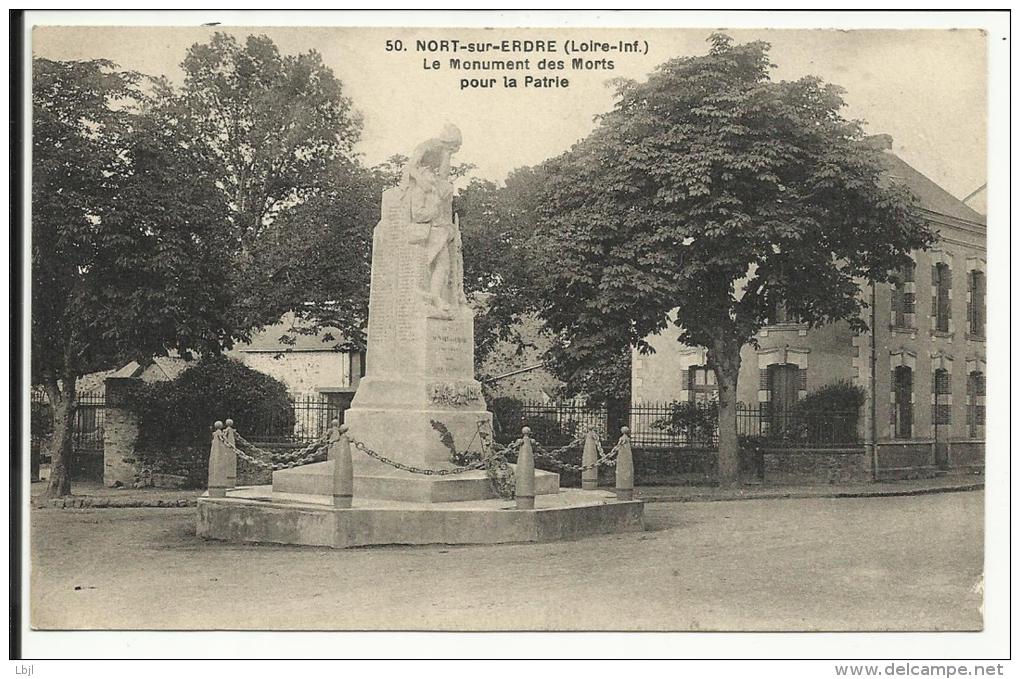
[455,166,632,402]
[531,35,935,483]
[154,32,367,335]
[242,163,379,350]
[456,166,547,364]
[173,32,362,252]
[32,58,237,496]
[132,357,294,485]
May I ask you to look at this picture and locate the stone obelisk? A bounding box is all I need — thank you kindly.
[344,124,492,473]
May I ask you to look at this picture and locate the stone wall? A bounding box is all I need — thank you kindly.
[103,377,141,487]
[633,446,870,485]
[762,449,869,484]
[238,351,351,397]
[948,440,984,471]
[874,441,937,480]
[632,318,856,406]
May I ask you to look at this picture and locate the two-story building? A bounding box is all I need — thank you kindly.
[631,137,986,478]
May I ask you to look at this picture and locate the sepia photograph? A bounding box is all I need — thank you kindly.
[12,9,1009,663]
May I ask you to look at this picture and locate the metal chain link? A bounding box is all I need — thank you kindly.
[531,435,621,472]
[220,433,329,471]
[349,438,488,476]
[234,432,328,463]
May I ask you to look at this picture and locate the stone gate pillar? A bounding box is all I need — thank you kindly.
[104,376,141,487]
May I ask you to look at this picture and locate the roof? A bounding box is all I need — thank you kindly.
[237,313,350,353]
[112,356,192,382]
[35,356,189,399]
[75,370,118,395]
[882,152,986,225]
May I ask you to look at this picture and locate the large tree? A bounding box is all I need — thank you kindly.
[246,161,379,350]
[162,32,364,332]
[32,58,236,497]
[456,167,547,366]
[455,166,633,406]
[532,35,934,485]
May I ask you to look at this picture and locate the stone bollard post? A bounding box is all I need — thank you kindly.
[223,418,237,490]
[615,426,634,502]
[207,421,227,498]
[330,420,354,509]
[581,427,599,490]
[515,427,535,510]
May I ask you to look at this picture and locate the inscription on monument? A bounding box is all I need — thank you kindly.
[428,324,473,376]
[427,381,483,407]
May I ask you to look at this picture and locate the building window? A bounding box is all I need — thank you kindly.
[932,368,952,426]
[687,365,717,404]
[967,370,985,438]
[933,262,952,333]
[891,262,916,328]
[892,366,913,439]
[968,270,986,337]
[767,363,800,411]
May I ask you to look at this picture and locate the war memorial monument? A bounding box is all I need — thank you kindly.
[196,125,644,548]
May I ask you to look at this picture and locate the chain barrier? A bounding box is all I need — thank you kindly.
[234,432,328,464]
[348,437,489,476]
[532,440,620,472]
[215,421,621,481]
[524,430,621,473]
[221,432,329,471]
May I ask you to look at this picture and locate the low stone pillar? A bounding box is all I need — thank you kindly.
[581,428,599,490]
[331,421,353,509]
[103,376,142,488]
[207,421,227,498]
[615,426,634,501]
[223,419,237,489]
[516,427,535,510]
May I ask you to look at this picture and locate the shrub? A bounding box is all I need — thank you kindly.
[132,356,294,486]
[485,396,602,486]
[488,396,526,445]
[795,380,866,414]
[651,401,719,445]
[791,381,864,444]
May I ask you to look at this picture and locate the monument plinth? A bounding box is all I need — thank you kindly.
[343,186,491,472]
[274,124,557,501]
[198,124,642,547]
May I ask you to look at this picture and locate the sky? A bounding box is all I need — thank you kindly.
[31,24,988,201]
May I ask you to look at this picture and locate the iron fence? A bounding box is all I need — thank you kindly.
[492,400,608,447]
[244,394,346,444]
[31,390,106,481]
[30,390,106,449]
[495,400,861,451]
[737,405,860,449]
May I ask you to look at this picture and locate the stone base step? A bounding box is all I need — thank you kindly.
[272,460,560,503]
[196,486,644,548]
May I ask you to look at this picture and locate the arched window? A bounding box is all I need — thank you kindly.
[893,366,913,439]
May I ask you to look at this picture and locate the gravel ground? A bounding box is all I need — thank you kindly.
[29,492,983,631]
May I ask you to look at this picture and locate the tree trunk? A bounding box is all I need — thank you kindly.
[42,380,76,499]
[606,396,630,443]
[710,344,742,488]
